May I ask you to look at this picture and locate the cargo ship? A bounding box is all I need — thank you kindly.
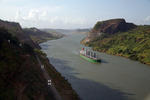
[80,48,101,63]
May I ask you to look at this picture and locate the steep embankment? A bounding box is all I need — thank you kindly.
[23,28,64,44]
[81,19,150,65]
[36,50,79,100]
[0,19,39,48]
[0,19,79,100]
[0,28,55,100]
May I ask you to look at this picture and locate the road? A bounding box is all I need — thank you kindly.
[36,55,62,100]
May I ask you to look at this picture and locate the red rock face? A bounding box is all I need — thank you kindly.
[82,19,137,43]
[92,19,136,34]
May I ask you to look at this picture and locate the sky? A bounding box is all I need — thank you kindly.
[0,0,150,29]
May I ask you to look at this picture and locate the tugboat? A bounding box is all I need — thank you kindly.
[80,48,101,63]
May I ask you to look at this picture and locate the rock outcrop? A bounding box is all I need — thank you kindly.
[92,18,136,34]
[82,18,136,43]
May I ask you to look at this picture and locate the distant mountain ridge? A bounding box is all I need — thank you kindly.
[23,27,64,43]
[41,28,65,38]
[42,28,90,35]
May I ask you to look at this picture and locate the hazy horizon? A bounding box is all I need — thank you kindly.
[0,0,150,29]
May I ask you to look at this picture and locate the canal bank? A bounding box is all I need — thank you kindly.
[40,33,150,100]
[36,50,79,100]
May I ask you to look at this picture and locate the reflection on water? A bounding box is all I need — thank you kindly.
[40,33,150,100]
[50,57,129,100]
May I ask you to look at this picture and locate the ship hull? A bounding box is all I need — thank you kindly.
[80,54,101,63]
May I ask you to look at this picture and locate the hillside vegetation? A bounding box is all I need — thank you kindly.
[23,28,64,44]
[0,28,55,100]
[36,50,79,100]
[82,19,136,43]
[0,19,79,100]
[83,25,150,65]
[0,19,39,49]
[81,19,150,65]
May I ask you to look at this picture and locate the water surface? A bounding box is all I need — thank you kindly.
[40,33,150,100]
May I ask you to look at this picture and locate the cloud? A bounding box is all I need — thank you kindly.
[22,9,47,21]
[0,0,92,28]
[14,7,58,21]
[14,7,90,29]
[145,16,150,22]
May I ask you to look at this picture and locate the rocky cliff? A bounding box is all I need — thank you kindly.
[81,19,150,65]
[82,18,136,43]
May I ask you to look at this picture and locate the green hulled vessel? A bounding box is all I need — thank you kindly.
[80,48,101,63]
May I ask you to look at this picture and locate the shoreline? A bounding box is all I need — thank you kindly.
[81,40,150,66]
[93,48,150,66]
[36,38,80,100]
